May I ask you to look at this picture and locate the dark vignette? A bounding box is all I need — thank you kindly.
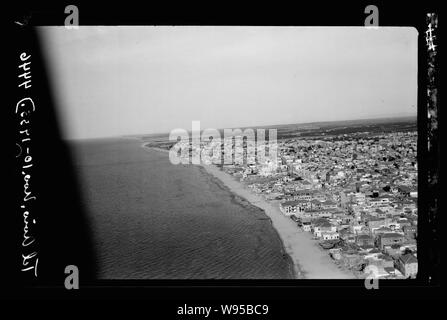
[4,2,442,302]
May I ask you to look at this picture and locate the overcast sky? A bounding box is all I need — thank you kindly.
[39,26,417,140]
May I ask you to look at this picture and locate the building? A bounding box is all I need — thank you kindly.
[355,234,374,247]
[385,244,402,257]
[321,200,338,210]
[322,232,339,240]
[312,219,337,238]
[381,254,395,269]
[379,233,405,250]
[403,225,417,239]
[339,228,356,243]
[302,221,312,232]
[367,217,388,230]
[374,209,387,218]
[279,200,305,215]
[373,226,393,237]
[396,254,418,278]
[310,199,322,210]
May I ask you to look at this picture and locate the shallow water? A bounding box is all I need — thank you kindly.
[71,138,294,279]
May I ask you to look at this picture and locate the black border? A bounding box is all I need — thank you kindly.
[5,1,443,302]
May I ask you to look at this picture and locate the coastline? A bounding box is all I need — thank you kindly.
[142,143,354,279]
[195,165,297,279]
[200,164,355,279]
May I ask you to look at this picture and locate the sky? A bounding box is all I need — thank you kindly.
[39,26,418,140]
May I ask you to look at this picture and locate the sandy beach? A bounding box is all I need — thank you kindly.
[142,143,354,279]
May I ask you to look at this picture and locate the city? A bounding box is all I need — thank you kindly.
[160,120,418,279]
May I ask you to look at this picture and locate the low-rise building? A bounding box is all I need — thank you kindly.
[396,254,418,278]
[355,234,374,247]
[279,200,306,215]
[313,219,337,238]
[322,232,339,240]
[379,233,405,250]
[403,225,417,239]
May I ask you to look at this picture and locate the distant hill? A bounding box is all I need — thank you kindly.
[137,115,417,143]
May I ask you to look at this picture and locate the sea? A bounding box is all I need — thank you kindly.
[70,137,294,279]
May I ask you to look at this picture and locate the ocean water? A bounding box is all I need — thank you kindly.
[71,138,294,279]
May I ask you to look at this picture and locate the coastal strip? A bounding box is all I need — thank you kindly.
[194,165,297,279]
[200,164,355,279]
[141,143,297,278]
[141,143,354,279]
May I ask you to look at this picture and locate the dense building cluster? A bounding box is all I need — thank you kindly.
[170,129,418,279]
[223,131,418,279]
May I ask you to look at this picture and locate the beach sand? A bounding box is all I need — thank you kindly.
[142,143,354,279]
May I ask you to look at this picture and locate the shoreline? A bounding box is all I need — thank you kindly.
[142,143,354,279]
[200,164,355,279]
[195,165,298,279]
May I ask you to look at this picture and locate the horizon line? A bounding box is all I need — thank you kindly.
[65,113,417,142]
